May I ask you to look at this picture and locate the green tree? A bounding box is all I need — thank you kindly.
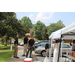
[42,27,48,40]
[0,12,26,45]
[47,20,65,36]
[21,16,32,32]
[33,21,46,40]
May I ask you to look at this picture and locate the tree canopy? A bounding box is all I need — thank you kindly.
[47,20,65,36]
[0,12,26,40]
[21,16,33,32]
[0,12,66,41]
[33,21,46,40]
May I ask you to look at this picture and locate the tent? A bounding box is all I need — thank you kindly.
[49,22,75,62]
[49,28,64,39]
[49,22,75,39]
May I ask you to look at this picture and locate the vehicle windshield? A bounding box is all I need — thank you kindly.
[40,43,47,47]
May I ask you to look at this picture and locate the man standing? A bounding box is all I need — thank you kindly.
[26,36,35,58]
[45,42,51,57]
[14,34,19,58]
[22,35,28,56]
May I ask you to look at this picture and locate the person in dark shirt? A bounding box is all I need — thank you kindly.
[14,37,18,45]
[45,42,51,57]
[26,36,35,58]
[14,34,19,58]
[22,35,28,56]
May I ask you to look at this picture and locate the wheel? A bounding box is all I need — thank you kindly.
[41,51,46,57]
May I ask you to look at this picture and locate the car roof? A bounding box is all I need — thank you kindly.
[62,43,70,45]
[40,42,48,44]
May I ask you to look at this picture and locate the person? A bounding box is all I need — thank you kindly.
[70,40,75,51]
[14,34,19,58]
[26,36,35,58]
[53,39,59,62]
[45,42,51,57]
[70,40,75,62]
[22,35,28,56]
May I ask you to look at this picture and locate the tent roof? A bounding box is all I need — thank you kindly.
[62,22,75,35]
[49,28,64,39]
[49,22,75,40]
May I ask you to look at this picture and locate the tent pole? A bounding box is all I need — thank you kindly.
[61,38,63,62]
[51,37,53,62]
[49,37,53,62]
[49,39,51,61]
[57,35,62,62]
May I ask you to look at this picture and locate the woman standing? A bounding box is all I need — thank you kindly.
[53,40,59,62]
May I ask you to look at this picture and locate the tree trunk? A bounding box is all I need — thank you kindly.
[5,40,7,46]
[10,40,11,45]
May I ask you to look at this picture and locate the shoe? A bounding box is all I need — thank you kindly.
[26,56,28,58]
[29,57,33,58]
[13,56,16,58]
[14,57,19,59]
[22,54,26,56]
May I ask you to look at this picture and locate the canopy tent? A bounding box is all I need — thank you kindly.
[49,22,75,62]
[49,22,75,40]
[49,28,64,39]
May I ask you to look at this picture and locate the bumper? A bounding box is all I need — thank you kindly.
[35,50,41,54]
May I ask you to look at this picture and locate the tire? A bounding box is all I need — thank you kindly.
[41,51,46,57]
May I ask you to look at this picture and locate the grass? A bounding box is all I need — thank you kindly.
[0,50,14,62]
[0,44,11,46]
[12,38,23,41]
[0,44,14,50]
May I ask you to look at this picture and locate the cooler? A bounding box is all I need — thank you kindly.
[24,58,32,62]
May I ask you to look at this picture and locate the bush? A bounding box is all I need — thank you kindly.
[0,45,14,50]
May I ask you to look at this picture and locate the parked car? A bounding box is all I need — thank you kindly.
[35,43,72,57]
[34,41,48,48]
[34,40,55,49]
[11,41,14,44]
[20,41,24,46]
[34,42,48,56]
[35,42,39,48]
[18,41,21,45]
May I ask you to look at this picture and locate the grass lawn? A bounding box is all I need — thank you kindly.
[0,44,14,50]
[12,38,23,41]
[0,50,14,62]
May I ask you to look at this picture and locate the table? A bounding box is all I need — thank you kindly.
[64,54,75,62]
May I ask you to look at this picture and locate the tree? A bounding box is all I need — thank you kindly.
[0,12,26,45]
[21,16,32,32]
[47,20,65,36]
[0,12,8,36]
[42,27,48,40]
[33,21,46,40]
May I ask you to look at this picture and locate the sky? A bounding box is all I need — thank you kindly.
[15,12,75,27]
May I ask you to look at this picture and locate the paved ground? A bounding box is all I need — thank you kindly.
[7,46,38,62]
[7,46,71,62]
[35,54,71,62]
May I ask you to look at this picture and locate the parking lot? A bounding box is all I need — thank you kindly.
[11,42,70,62]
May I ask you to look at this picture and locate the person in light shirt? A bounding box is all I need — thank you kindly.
[70,40,75,51]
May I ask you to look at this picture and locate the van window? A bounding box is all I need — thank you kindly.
[62,44,71,48]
